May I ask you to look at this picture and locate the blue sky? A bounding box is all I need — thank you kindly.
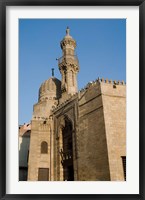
[19,19,126,125]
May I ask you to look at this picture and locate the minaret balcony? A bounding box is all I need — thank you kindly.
[58,55,79,67]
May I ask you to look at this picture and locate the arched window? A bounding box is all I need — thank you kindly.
[41,141,48,154]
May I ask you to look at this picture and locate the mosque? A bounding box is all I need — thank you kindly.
[19,27,126,181]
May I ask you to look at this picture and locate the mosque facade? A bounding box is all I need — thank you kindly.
[19,27,126,181]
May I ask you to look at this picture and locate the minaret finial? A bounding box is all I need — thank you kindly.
[66,26,70,36]
[51,68,54,77]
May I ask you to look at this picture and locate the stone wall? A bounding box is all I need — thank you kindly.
[78,82,110,180]
[27,119,53,181]
[101,82,126,181]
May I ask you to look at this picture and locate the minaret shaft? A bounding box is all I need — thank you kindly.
[58,27,79,97]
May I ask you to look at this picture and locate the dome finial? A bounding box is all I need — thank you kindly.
[66,26,70,36]
[51,68,54,77]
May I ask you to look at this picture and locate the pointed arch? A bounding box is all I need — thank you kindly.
[58,115,74,181]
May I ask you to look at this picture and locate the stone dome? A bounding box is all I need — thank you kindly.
[39,77,61,101]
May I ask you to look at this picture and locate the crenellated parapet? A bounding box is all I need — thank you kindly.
[79,77,125,94]
[32,116,48,120]
[52,77,126,113]
[52,92,78,113]
[97,77,125,85]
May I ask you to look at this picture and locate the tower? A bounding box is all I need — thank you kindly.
[28,76,61,181]
[58,27,79,98]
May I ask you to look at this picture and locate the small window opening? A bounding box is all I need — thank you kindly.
[41,141,48,154]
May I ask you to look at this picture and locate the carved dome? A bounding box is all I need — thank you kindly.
[39,77,61,101]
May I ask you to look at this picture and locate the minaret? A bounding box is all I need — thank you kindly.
[58,27,79,98]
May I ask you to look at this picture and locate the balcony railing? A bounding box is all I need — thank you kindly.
[57,55,79,66]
